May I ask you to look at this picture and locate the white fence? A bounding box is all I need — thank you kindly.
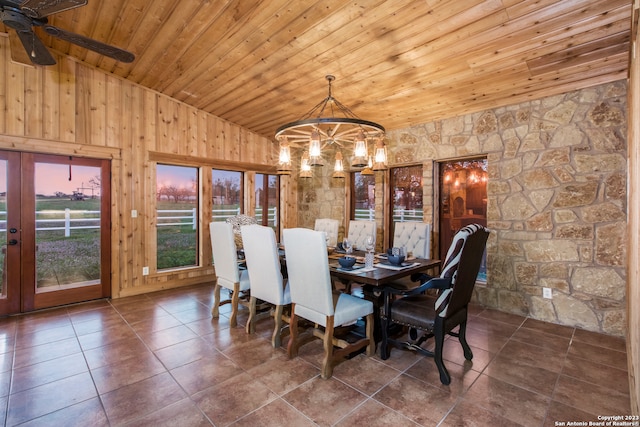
[0,209,102,237]
[36,209,101,237]
[0,207,278,236]
[354,208,423,222]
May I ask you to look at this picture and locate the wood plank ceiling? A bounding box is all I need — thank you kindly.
[1,0,632,141]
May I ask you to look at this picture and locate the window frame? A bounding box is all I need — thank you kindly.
[149,152,279,275]
[254,172,280,236]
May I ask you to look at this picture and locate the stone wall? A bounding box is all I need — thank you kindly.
[385,81,628,336]
[296,163,386,246]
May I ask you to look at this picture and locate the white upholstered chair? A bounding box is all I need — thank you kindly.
[210,221,251,327]
[314,218,340,247]
[241,224,291,348]
[390,221,433,289]
[392,221,432,259]
[346,220,375,250]
[283,228,374,379]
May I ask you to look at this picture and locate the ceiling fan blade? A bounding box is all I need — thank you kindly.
[43,25,135,63]
[14,28,56,65]
[19,0,87,19]
[8,29,34,66]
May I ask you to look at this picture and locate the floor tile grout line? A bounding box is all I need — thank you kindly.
[1,284,630,426]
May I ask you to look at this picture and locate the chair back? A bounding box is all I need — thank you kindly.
[283,228,334,317]
[435,224,489,317]
[210,222,242,288]
[392,222,431,258]
[347,220,375,250]
[314,218,340,247]
[241,224,287,305]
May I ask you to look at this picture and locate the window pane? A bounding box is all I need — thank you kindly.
[255,173,278,230]
[352,172,375,220]
[390,165,423,222]
[156,165,198,270]
[212,169,242,222]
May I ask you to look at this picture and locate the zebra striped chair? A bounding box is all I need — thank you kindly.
[380,224,490,385]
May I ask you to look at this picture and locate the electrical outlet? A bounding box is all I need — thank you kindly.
[131,209,138,218]
[542,287,552,299]
[142,266,149,276]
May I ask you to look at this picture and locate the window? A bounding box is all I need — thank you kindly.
[390,165,423,222]
[351,172,376,220]
[156,164,198,270]
[438,157,487,281]
[212,169,243,222]
[255,173,279,233]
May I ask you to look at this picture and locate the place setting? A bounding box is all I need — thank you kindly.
[333,235,419,273]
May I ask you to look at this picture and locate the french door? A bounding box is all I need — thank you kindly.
[0,151,111,315]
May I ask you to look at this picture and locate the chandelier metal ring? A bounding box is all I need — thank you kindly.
[275,75,387,177]
[275,117,385,147]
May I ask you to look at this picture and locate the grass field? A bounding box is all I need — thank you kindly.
[1,198,239,288]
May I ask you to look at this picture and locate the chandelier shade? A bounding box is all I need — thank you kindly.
[276,75,387,176]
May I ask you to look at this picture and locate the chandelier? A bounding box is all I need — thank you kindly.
[275,75,387,178]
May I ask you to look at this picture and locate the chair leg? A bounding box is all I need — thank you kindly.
[434,326,451,385]
[229,283,240,328]
[245,296,257,335]
[287,305,299,358]
[365,313,375,356]
[212,283,221,317]
[321,316,335,379]
[272,304,284,348]
[458,319,473,361]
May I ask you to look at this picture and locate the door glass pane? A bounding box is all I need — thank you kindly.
[0,160,6,298]
[35,163,102,292]
[255,173,278,230]
[439,158,488,281]
[211,169,242,222]
[156,164,198,270]
[352,172,375,220]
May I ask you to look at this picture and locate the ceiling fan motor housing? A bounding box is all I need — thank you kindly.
[1,8,32,31]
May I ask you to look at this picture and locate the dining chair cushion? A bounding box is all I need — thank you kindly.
[387,294,438,329]
[295,293,373,327]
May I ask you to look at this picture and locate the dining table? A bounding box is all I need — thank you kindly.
[327,252,441,288]
[274,246,441,344]
[327,251,442,343]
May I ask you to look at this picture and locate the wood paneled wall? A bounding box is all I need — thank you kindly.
[0,35,296,298]
[627,0,639,414]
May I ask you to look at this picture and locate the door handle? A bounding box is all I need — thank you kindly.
[8,239,18,245]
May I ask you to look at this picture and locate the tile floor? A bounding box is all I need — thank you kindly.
[0,283,631,426]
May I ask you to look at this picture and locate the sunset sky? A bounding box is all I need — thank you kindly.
[0,162,102,196]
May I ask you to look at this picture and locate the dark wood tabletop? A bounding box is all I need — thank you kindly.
[328,254,441,288]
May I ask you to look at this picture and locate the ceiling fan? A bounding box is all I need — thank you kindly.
[0,0,134,66]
